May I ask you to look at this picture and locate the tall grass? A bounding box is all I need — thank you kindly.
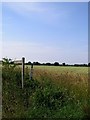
[33,67,88,99]
[2,64,89,119]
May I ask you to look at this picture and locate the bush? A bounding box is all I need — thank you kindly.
[2,62,88,119]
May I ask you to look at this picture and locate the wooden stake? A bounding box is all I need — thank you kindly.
[30,63,33,80]
[22,57,25,88]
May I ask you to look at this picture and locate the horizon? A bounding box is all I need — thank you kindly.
[1,2,88,64]
[0,57,88,65]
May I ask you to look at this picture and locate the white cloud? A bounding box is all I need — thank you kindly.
[4,2,46,14]
[3,2,71,24]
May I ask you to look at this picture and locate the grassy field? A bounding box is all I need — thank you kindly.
[2,64,90,119]
[28,65,88,99]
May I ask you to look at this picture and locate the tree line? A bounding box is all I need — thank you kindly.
[1,58,90,67]
[26,61,89,67]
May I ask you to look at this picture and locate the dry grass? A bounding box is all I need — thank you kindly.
[32,66,88,101]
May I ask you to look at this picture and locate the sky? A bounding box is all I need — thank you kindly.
[2,2,88,64]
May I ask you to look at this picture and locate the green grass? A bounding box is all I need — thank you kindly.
[32,65,88,71]
[2,64,89,119]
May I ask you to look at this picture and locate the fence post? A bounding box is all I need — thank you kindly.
[22,57,25,89]
[30,63,33,80]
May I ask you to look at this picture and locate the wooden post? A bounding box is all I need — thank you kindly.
[30,63,33,80]
[22,57,25,89]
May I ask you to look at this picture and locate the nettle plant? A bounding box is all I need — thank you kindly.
[2,57,16,68]
[2,58,17,80]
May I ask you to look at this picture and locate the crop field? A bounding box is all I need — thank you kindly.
[27,65,88,100]
[36,65,87,80]
[1,64,90,119]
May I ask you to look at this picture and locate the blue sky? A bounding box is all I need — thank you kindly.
[2,2,88,64]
